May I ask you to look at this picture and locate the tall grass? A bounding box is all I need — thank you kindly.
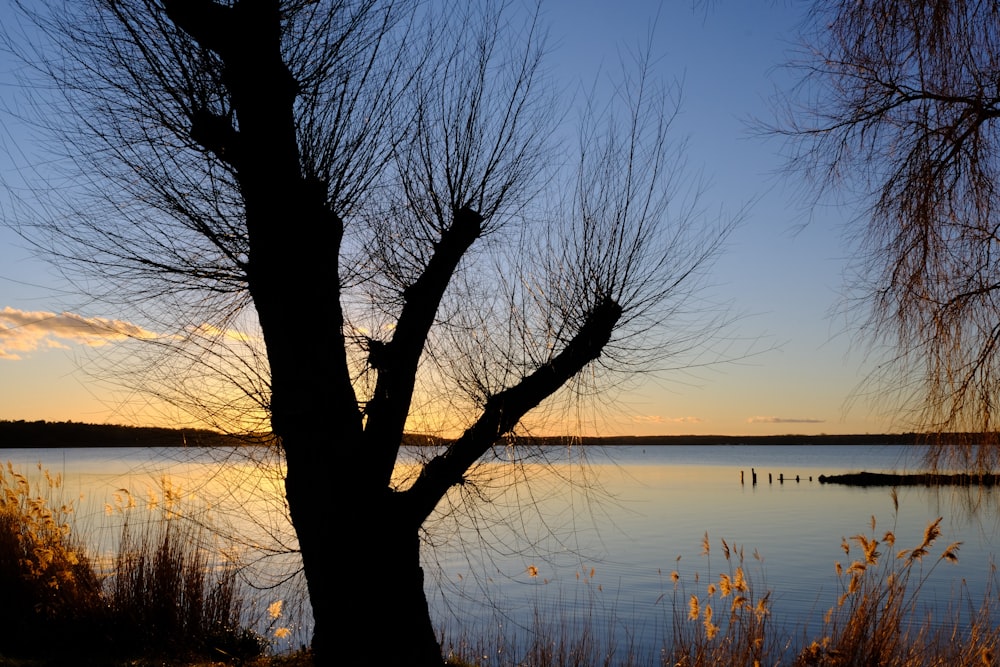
[663,534,780,666]
[0,462,268,664]
[0,462,103,653]
[442,600,645,667]
[791,492,1000,666]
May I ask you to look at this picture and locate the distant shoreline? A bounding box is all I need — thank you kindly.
[542,433,925,447]
[0,420,257,448]
[0,419,928,449]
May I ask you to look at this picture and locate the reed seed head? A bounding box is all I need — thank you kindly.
[921,517,943,549]
[688,594,699,620]
[719,573,732,597]
[734,567,748,592]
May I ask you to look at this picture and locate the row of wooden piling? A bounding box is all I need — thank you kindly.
[740,468,814,485]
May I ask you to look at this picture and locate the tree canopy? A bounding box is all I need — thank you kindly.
[780,0,1000,470]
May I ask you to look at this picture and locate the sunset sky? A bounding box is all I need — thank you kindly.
[0,2,901,437]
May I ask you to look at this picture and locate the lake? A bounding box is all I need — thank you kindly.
[2,443,997,663]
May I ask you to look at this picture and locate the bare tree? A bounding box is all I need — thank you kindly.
[777,1,1000,472]
[3,0,736,663]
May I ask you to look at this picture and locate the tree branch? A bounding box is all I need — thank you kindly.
[364,206,483,481]
[401,295,623,524]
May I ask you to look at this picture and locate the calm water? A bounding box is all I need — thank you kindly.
[3,443,998,662]
[423,444,1000,661]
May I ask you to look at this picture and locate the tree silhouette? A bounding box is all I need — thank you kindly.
[3,1,736,663]
[778,1,1000,470]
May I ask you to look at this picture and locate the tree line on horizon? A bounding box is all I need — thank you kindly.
[0,419,929,449]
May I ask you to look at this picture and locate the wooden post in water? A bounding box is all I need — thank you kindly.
[752,468,757,485]
[741,470,744,484]
[768,472,772,484]
[779,473,784,483]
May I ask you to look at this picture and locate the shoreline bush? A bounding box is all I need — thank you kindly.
[0,462,267,665]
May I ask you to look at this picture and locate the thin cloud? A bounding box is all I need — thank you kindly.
[187,322,255,343]
[0,306,158,360]
[747,416,826,424]
[632,415,703,425]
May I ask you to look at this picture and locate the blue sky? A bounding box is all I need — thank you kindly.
[529,1,891,436]
[0,1,900,435]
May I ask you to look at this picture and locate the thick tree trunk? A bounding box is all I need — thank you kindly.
[267,290,620,666]
[280,436,335,663]
[353,509,442,666]
[282,431,441,666]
